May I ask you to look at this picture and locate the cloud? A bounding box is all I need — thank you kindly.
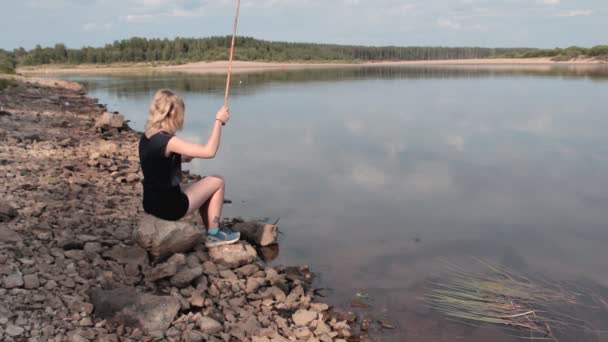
[537,0,560,5]
[437,18,462,30]
[556,9,594,17]
[83,22,114,31]
[124,0,207,22]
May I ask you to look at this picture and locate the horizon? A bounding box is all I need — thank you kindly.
[1,0,606,51]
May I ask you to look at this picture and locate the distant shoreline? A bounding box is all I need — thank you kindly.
[18,57,606,75]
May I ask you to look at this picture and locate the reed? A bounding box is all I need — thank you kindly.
[425,259,602,340]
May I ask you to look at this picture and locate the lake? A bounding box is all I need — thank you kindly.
[58,65,608,341]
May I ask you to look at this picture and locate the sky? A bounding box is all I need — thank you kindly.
[0,0,606,50]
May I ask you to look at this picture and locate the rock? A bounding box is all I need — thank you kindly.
[91,287,180,334]
[292,310,317,327]
[64,250,86,261]
[0,227,22,242]
[294,326,312,339]
[0,201,18,222]
[232,316,261,339]
[235,264,259,277]
[232,221,278,247]
[105,245,148,266]
[201,261,219,276]
[134,214,203,258]
[314,319,332,335]
[93,139,119,156]
[208,241,257,268]
[246,277,265,293]
[23,273,40,289]
[95,112,125,130]
[145,261,178,282]
[170,266,203,288]
[63,295,94,314]
[3,272,24,289]
[5,324,24,337]
[260,286,286,303]
[199,316,223,334]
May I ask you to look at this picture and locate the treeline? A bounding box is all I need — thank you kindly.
[2,36,535,67]
[521,45,608,60]
[1,37,606,70]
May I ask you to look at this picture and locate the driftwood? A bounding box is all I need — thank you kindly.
[231,221,278,247]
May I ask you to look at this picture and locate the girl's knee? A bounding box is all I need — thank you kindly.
[209,174,225,186]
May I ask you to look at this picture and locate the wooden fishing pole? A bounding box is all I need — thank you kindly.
[223,0,241,112]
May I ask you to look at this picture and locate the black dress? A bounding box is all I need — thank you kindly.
[139,131,189,221]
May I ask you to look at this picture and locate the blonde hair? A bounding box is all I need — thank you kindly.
[145,89,185,133]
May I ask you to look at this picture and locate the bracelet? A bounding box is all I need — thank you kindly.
[216,119,225,126]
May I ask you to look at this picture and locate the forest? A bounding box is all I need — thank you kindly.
[0,36,606,73]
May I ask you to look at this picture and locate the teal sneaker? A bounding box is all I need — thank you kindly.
[205,227,240,248]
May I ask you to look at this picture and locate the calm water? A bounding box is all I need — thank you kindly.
[59,65,608,341]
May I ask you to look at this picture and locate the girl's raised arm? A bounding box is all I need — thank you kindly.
[166,105,229,159]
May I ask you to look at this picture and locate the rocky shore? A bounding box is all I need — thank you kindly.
[0,79,364,341]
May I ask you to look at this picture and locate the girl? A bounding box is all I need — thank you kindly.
[138,89,240,248]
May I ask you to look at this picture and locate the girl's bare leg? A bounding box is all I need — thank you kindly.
[181,175,225,230]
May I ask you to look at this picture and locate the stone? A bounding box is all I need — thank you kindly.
[199,316,223,334]
[201,261,219,276]
[95,112,125,130]
[260,286,286,303]
[64,250,86,261]
[104,245,148,266]
[294,327,312,339]
[232,221,278,247]
[23,273,40,289]
[145,261,178,282]
[63,295,95,314]
[208,241,257,268]
[314,319,332,335]
[292,310,317,327]
[0,227,22,242]
[232,316,261,339]
[235,264,259,277]
[0,201,18,223]
[134,214,203,258]
[3,272,24,289]
[90,287,180,334]
[5,324,24,337]
[170,266,203,288]
[246,277,265,293]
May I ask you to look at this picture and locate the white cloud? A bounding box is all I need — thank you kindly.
[537,0,560,5]
[437,18,462,30]
[556,9,594,17]
[124,0,207,22]
[83,22,114,31]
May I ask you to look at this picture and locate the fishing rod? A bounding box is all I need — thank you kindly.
[223,0,241,113]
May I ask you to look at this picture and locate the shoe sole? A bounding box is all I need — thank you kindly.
[205,235,240,248]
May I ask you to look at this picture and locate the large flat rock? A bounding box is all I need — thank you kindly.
[134,213,203,258]
[91,287,180,335]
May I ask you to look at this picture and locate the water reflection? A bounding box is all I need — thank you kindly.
[60,65,608,341]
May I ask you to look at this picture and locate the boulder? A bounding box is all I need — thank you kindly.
[90,287,180,335]
[95,112,125,130]
[134,214,203,259]
[232,221,278,247]
[208,241,257,268]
